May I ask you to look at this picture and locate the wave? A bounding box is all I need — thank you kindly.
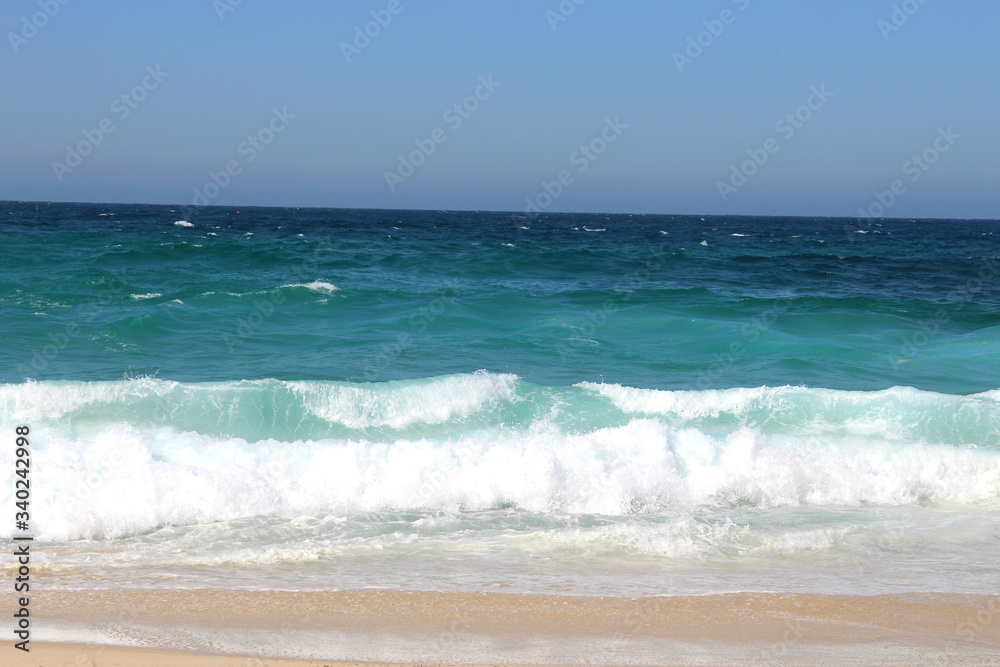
[3,375,998,441]
[578,383,1000,446]
[278,281,339,294]
[288,371,516,428]
[5,414,1000,542]
[2,374,999,541]
[0,372,518,433]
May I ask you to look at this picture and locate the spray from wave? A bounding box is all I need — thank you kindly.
[2,373,998,543]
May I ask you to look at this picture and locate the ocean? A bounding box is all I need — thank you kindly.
[2,201,999,600]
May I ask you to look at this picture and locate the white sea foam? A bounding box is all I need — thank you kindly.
[173,220,194,228]
[291,371,518,429]
[577,382,1000,444]
[5,409,1000,543]
[280,281,339,294]
[130,293,161,300]
[3,377,999,558]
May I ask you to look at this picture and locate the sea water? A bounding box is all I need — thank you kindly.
[1,202,998,597]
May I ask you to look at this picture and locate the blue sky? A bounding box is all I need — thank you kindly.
[1,0,997,218]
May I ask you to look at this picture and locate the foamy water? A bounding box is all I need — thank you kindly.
[3,204,999,602]
[3,374,999,596]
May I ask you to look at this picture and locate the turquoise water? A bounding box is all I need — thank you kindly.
[1,201,998,596]
[4,202,999,391]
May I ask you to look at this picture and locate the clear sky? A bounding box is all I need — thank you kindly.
[1,0,997,218]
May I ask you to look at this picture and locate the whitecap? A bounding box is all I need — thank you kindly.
[280,281,339,294]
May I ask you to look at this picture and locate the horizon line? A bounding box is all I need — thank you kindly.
[2,199,997,224]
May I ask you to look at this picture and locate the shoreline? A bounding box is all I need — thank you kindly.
[4,590,998,665]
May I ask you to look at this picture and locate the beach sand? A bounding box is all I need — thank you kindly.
[4,590,999,665]
[3,643,339,666]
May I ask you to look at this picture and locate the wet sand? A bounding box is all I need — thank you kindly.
[4,590,999,665]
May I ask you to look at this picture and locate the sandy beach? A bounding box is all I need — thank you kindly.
[3,643,339,666]
[4,590,999,665]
